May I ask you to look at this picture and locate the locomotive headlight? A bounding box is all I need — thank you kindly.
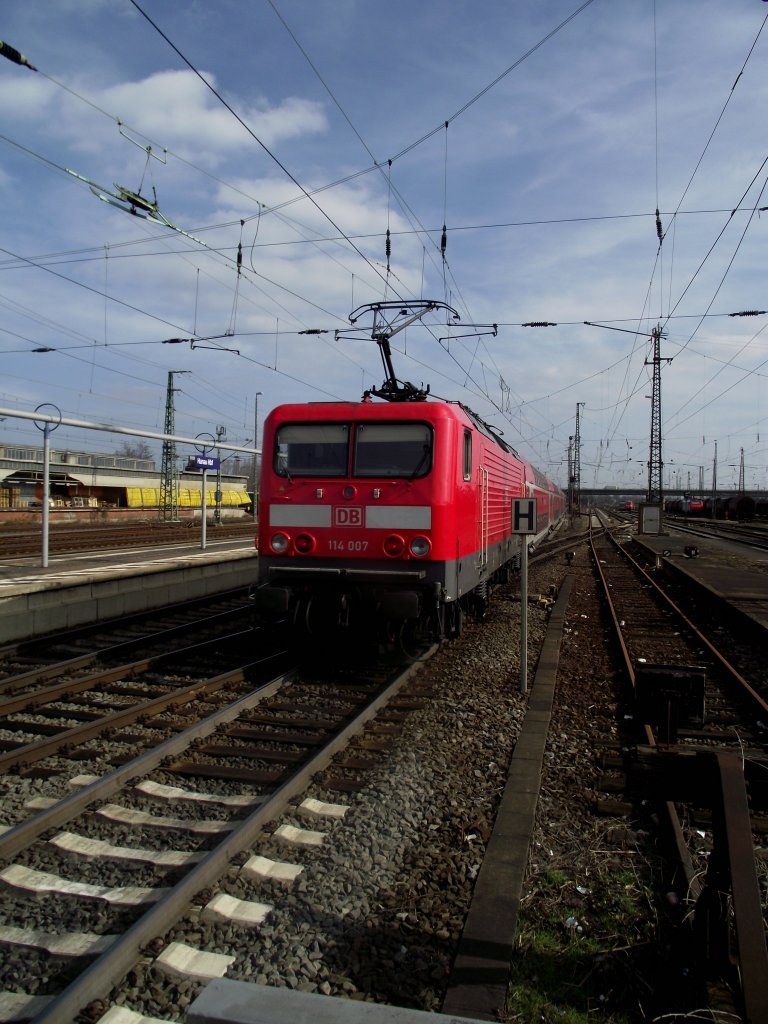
[409,536,431,557]
[383,534,405,557]
[270,532,290,553]
[294,533,316,554]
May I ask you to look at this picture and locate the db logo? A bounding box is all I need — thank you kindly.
[334,506,364,527]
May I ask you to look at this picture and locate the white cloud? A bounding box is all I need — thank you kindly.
[95,71,327,157]
[0,68,327,168]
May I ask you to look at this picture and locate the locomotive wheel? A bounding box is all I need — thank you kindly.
[297,594,339,637]
[397,621,422,661]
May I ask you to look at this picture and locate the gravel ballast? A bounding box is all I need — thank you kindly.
[108,574,558,1019]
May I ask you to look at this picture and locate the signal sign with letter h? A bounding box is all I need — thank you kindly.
[512,498,537,534]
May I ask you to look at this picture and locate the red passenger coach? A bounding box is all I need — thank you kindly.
[256,398,564,650]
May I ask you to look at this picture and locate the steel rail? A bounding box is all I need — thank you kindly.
[590,514,768,1018]
[27,647,437,1024]
[0,655,292,863]
[0,632,279,774]
[0,602,253,695]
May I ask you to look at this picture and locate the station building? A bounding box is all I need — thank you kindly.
[0,442,252,522]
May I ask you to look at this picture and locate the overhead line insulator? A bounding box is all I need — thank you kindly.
[0,39,37,71]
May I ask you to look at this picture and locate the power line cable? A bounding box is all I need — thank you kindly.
[128,0,396,303]
[387,0,600,163]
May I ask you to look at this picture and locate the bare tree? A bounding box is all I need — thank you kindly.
[115,441,154,461]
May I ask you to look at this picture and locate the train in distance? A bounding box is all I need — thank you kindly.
[253,300,565,654]
[665,494,759,521]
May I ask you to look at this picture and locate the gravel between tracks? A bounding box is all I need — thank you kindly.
[106,568,559,1019]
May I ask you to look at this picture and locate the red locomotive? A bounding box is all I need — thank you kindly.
[255,398,564,650]
[254,300,565,652]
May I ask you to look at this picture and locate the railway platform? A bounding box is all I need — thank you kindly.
[0,536,257,643]
[189,978,481,1024]
[633,531,768,633]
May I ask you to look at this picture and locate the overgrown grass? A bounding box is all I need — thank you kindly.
[504,865,659,1023]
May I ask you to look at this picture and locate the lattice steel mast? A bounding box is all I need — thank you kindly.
[573,403,584,515]
[159,370,189,521]
[645,325,668,505]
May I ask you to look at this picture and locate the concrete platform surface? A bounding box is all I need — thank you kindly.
[0,543,257,643]
[633,531,768,631]
[188,978,481,1024]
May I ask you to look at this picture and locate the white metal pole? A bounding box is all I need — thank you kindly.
[520,539,528,693]
[201,469,207,550]
[41,425,51,568]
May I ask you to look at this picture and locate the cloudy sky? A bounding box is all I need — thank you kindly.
[1,0,767,492]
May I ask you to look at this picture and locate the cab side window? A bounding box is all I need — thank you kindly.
[463,430,472,481]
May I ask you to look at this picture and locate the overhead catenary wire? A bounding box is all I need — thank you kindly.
[260,0,602,451]
[386,0,600,164]
[3,4,766,478]
[128,0,398,306]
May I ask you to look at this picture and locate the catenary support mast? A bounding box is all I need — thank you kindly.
[159,370,189,522]
[573,403,584,516]
[645,325,668,505]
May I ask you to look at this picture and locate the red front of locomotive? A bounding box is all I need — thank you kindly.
[259,401,464,562]
[256,399,562,644]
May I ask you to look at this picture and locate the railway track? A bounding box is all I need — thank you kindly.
[663,516,768,552]
[590,520,768,1021]
[6,514,765,1021]
[0,646,439,1023]
[0,588,255,683]
[0,521,256,560]
[0,553,567,1023]
[593,526,768,746]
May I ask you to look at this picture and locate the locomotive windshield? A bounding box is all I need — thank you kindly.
[273,420,433,479]
[353,422,432,478]
[275,423,349,477]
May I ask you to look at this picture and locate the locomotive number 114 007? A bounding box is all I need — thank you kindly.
[328,539,369,552]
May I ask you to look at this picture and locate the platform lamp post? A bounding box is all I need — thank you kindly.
[33,403,61,569]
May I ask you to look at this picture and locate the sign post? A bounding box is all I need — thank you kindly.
[512,497,537,693]
[192,440,218,551]
[201,469,208,550]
